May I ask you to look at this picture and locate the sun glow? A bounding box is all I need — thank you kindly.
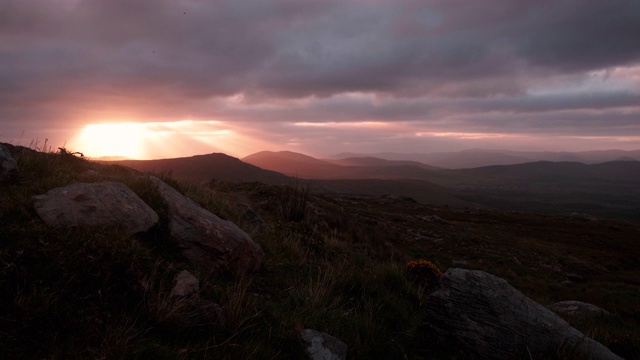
[74,122,149,159]
[71,120,273,159]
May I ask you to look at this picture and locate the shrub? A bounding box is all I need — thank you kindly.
[279,179,310,223]
[406,259,443,288]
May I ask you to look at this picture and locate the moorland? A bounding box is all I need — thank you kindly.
[1,143,639,359]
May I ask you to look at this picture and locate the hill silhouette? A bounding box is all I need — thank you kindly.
[243,151,640,222]
[102,150,640,222]
[108,151,473,208]
[332,149,640,168]
[243,150,450,180]
[106,153,290,185]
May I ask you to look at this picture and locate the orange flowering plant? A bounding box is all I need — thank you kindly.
[406,259,443,287]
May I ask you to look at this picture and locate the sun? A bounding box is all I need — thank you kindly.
[73,122,149,159]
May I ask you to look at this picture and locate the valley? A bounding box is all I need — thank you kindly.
[108,150,640,223]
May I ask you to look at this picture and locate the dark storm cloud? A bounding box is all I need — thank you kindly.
[1,0,640,153]
[3,0,639,101]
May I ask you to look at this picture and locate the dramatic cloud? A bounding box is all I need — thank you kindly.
[1,0,639,158]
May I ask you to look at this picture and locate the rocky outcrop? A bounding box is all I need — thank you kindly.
[170,270,199,297]
[300,329,348,360]
[549,301,611,318]
[33,182,158,234]
[423,268,623,360]
[0,143,18,178]
[149,176,263,274]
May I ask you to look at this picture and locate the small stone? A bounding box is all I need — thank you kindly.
[170,270,199,297]
[548,301,611,318]
[300,329,348,360]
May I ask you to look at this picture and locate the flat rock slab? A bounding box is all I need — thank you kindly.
[149,176,264,274]
[33,182,158,234]
[423,268,623,360]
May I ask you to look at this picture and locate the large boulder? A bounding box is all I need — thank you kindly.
[33,182,158,234]
[300,329,348,360]
[149,176,263,274]
[0,143,18,178]
[423,268,623,360]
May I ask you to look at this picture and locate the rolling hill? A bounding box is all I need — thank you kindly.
[332,149,640,169]
[243,150,640,222]
[105,151,474,208]
[104,153,290,185]
[242,150,449,181]
[100,150,640,222]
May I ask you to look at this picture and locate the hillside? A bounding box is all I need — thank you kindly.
[309,178,476,208]
[243,150,449,180]
[242,151,343,179]
[323,156,438,170]
[243,150,640,222]
[105,153,290,185]
[1,144,639,359]
[105,151,478,210]
[451,161,640,222]
[333,149,640,168]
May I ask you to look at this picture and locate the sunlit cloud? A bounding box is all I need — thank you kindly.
[293,121,391,128]
[415,131,517,140]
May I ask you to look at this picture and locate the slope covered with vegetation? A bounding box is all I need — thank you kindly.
[1,145,639,359]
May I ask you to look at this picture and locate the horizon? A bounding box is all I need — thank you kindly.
[76,147,640,163]
[2,1,640,160]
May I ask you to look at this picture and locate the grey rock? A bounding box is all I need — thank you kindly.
[423,268,623,360]
[170,270,199,297]
[0,143,18,178]
[33,182,158,234]
[149,176,263,274]
[300,329,348,360]
[549,301,611,318]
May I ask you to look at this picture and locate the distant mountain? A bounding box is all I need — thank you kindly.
[331,149,640,168]
[92,155,131,161]
[323,156,438,170]
[457,161,640,184]
[103,150,640,222]
[104,153,290,185]
[242,151,342,178]
[107,151,474,208]
[243,151,447,180]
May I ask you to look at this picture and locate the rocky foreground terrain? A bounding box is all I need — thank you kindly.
[1,143,639,359]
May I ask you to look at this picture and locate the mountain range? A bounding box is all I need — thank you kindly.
[105,149,640,222]
[331,149,640,169]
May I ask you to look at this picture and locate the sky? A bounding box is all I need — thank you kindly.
[1,0,640,159]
